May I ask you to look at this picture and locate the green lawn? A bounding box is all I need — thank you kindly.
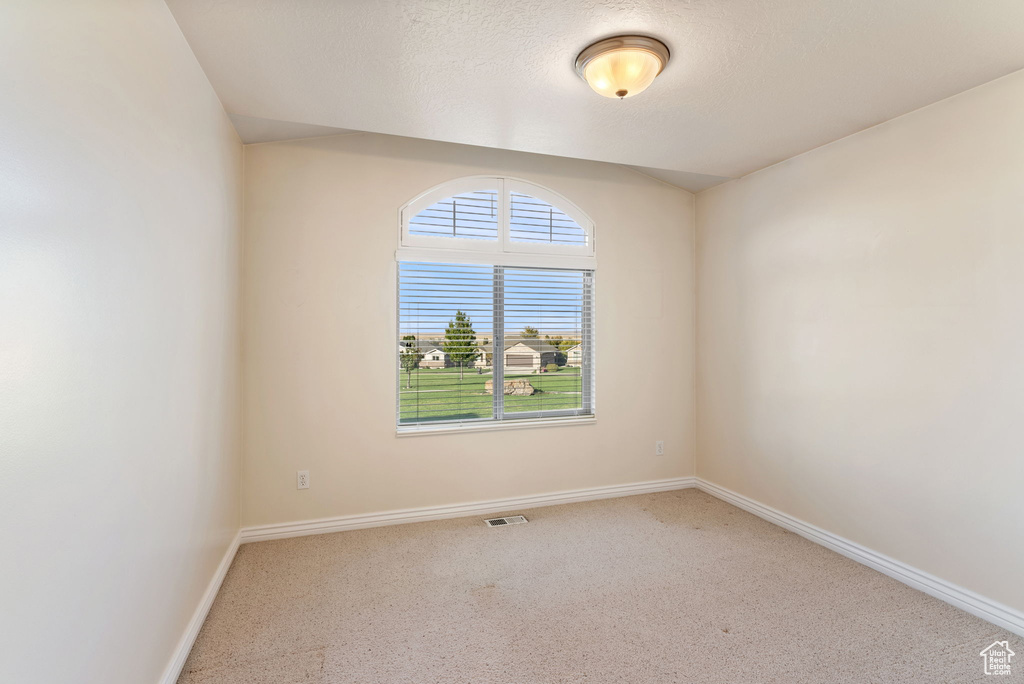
[399,366,583,423]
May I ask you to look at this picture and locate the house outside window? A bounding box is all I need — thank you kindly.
[397,176,595,432]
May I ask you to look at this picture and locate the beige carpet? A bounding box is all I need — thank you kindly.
[178,490,1019,683]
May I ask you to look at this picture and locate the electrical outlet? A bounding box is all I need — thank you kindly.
[297,470,310,490]
[655,441,665,456]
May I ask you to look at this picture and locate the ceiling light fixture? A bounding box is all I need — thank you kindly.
[575,35,670,100]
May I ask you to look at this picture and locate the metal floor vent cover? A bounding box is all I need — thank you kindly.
[484,515,528,527]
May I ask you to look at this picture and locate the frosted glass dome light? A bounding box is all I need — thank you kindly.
[575,35,670,99]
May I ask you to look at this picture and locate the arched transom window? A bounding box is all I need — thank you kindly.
[400,177,594,262]
[397,177,596,434]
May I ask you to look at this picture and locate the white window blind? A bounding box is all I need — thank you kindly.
[398,261,594,429]
[509,192,587,246]
[408,190,499,241]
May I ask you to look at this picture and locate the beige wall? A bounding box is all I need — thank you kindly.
[0,2,243,682]
[243,134,695,527]
[696,70,1024,612]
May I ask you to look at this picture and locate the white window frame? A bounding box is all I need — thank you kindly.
[399,176,596,270]
[397,176,597,435]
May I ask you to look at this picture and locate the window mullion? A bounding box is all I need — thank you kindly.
[582,270,594,414]
[498,177,511,254]
[492,265,505,421]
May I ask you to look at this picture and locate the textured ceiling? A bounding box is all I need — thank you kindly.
[168,0,1024,188]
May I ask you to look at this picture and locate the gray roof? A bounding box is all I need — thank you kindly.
[402,338,563,354]
[476,339,559,354]
[508,339,559,353]
[399,339,446,353]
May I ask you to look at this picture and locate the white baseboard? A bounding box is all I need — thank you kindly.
[240,476,697,543]
[695,478,1024,637]
[159,531,241,684]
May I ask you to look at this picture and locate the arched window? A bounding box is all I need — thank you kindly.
[397,177,595,433]
[400,177,595,264]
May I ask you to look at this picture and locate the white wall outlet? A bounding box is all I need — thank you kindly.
[296,470,310,490]
[655,441,665,456]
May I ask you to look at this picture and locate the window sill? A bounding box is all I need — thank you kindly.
[396,416,596,437]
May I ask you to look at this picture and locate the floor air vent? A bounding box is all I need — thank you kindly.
[484,515,528,527]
